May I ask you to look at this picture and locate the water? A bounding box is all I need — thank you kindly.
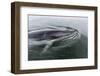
[28,15,88,60]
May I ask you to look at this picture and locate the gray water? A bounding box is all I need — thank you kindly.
[28,15,88,60]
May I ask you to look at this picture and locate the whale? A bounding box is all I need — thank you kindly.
[28,25,81,54]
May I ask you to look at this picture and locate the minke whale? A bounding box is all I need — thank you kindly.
[28,25,81,54]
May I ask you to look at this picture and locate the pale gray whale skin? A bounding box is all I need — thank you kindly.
[28,26,81,54]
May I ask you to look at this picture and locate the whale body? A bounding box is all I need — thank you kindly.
[28,26,81,54]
